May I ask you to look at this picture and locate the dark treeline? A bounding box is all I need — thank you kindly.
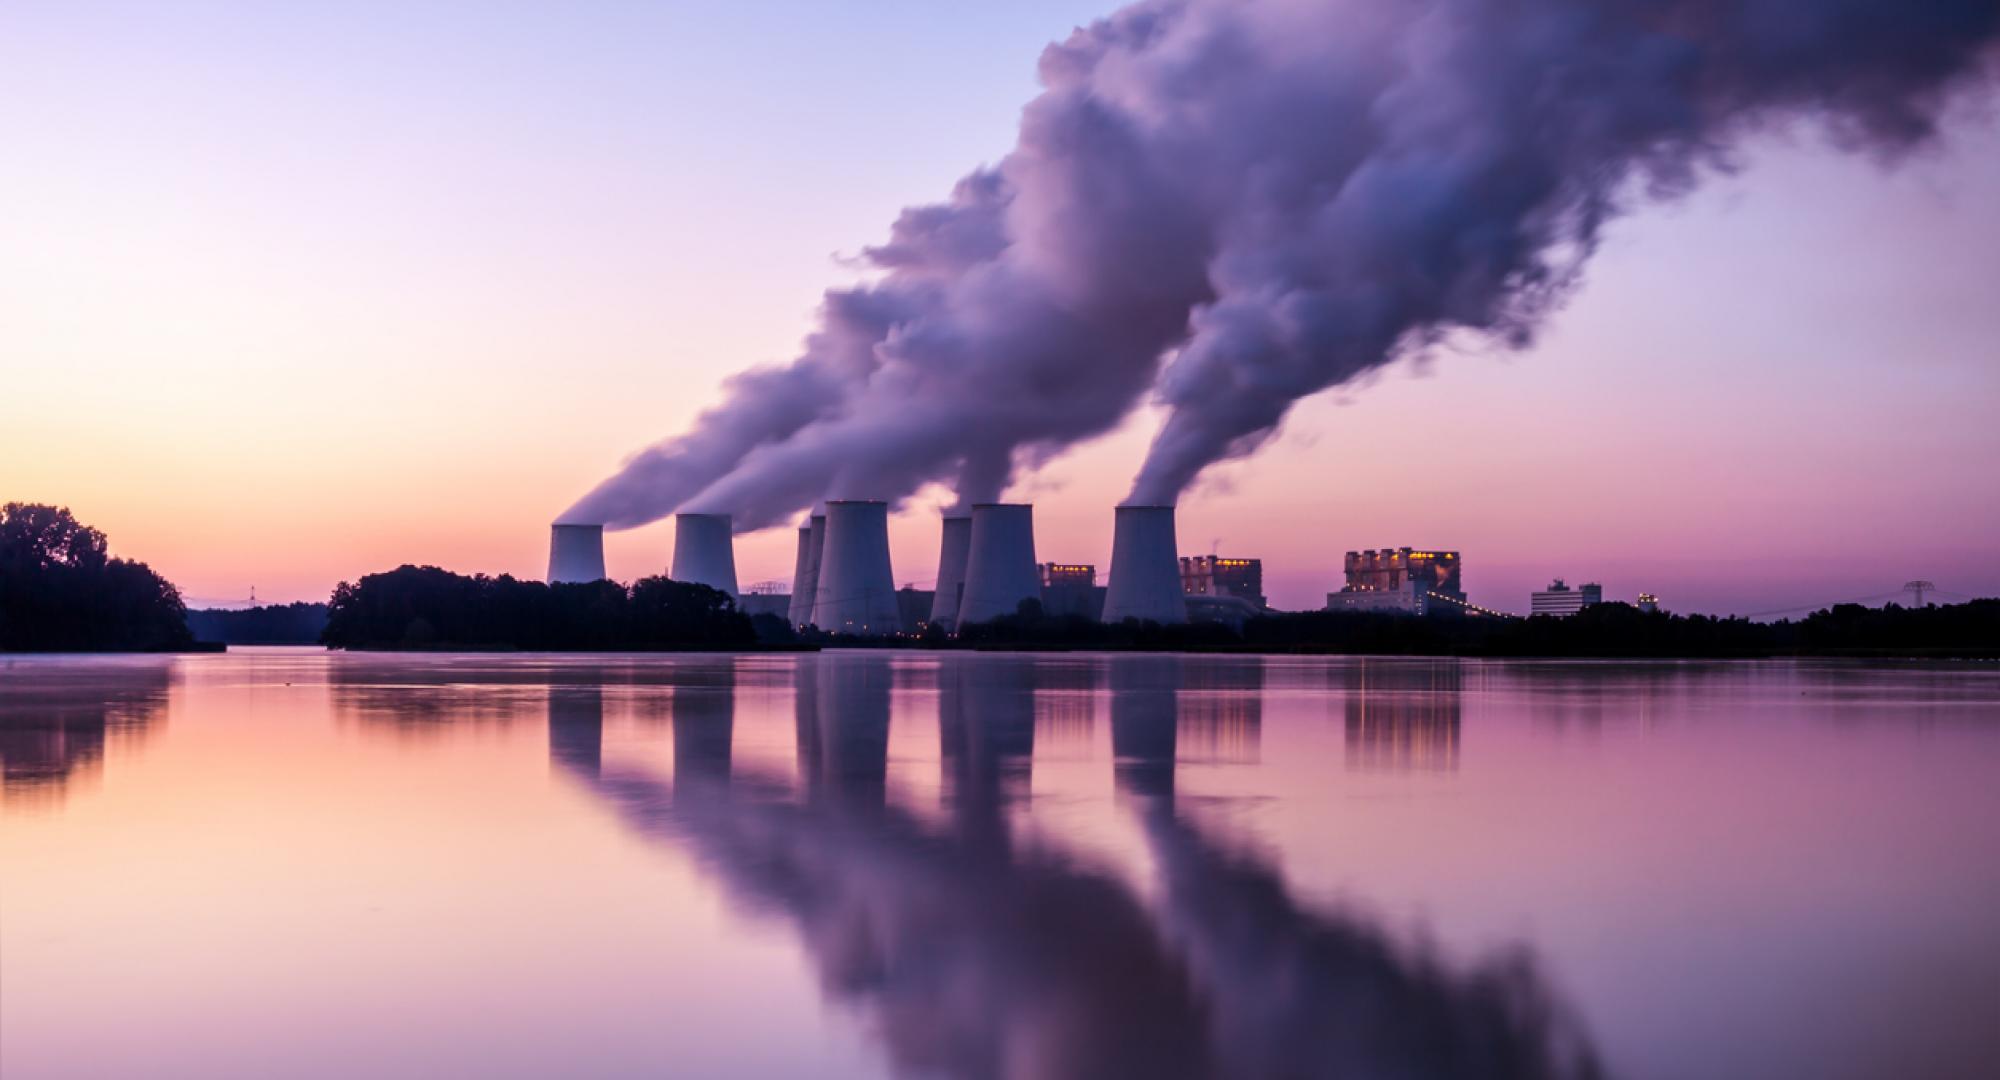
[945,597,2000,658]
[1783,599,2000,656]
[948,600,1244,650]
[186,602,329,645]
[1,503,194,652]
[320,565,762,650]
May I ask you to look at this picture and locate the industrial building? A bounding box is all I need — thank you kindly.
[1039,562,1105,620]
[1327,580,1433,614]
[1327,547,1464,613]
[1343,548,1464,599]
[896,586,935,636]
[1180,555,1266,609]
[1531,579,1603,616]
[736,587,791,620]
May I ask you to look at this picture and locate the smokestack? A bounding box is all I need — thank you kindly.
[1101,505,1186,625]
[671,513,739,598]
[548,524,607,584]
[956,503,1040,627]
[813,500,900,635]
[928,514,974,631]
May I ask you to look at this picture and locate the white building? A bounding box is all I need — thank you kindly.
[1531,579,1603,617]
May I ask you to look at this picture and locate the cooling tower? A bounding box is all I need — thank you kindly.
[956,503,1040,626]
[671,513,739,598]
[795,513,826,627]
[928,513,974,630]
[547,524,607,584]
[813,500,900,634]
[787,523,815,626]
[1101,504,1187,624]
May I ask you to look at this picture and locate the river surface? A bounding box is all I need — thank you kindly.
[3,648,1998,1079]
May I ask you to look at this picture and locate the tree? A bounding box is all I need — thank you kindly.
[0,503,193,651]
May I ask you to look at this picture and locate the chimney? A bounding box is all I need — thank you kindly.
[548,524,607,584]
[927,513,974,631]
[957,503,1040,626]
[813,501,900,634]
[671,512,739,597]
[1101,504,1187,624]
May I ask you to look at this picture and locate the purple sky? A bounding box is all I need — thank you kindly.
[3,1,1996,615]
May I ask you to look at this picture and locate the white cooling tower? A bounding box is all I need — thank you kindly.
[671,513,739,598]
[796,513,826,627]
[787,523,815,627]
[548,524,607,584]
[813,500,900,634]
[1101,504,1187,624]
[928,514,974,630]
[956,503,1040,626]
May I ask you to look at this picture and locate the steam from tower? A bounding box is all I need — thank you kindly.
[565,0,2000,532]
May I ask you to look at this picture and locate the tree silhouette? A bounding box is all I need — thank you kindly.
[0,503,193,651]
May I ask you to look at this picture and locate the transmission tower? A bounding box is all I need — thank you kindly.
[1903,580,1935,607]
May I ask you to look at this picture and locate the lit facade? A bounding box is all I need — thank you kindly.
[1342,548,1464,601]
[1181,555,1266,609]
[1038,562,1105,620]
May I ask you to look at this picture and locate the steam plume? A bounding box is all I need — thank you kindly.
[566,0,1999,531]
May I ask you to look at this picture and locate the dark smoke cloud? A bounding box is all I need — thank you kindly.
[567,0,1999,530]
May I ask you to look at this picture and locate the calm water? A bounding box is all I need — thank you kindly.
[4,649,1998,1079]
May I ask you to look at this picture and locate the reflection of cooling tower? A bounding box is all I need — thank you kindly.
[548,524,607,584]
[1101,505,1186,624]
[929,514,973,631]
[793,513,826,627]
[957,504,1040,626]
[671,513,739,597]
[813,501,900,634]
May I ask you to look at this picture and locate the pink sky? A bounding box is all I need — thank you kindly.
[3,3,1996,616]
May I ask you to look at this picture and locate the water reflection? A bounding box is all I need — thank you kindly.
[0,657,172,805]
[555,653,1603,1079]
[1342,660,1464,772]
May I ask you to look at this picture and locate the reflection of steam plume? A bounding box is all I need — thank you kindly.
[559,652,1602,1079]
[0,659,172,805]
[1142,809,1604,1079]
[567,0,2000,530]
[1343,660,1464,773]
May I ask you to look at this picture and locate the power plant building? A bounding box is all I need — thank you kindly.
[1328,548,1464,614]
[1180,556,1266,609]
[1039,563,1105,620]
[1531,579,1602,616]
